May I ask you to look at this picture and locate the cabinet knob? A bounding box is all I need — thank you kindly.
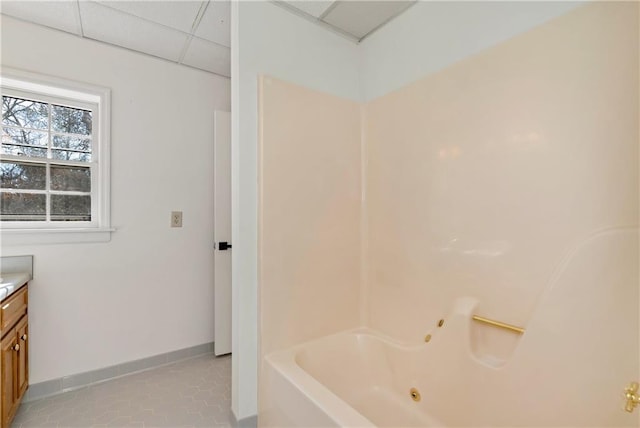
[13,343,19,352]
[20,334,27,341]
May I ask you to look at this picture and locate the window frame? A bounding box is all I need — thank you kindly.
[0,68,112,244]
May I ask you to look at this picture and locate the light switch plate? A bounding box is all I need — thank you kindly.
[171,211,183,227]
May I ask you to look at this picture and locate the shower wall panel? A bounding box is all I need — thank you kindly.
[258,76,362,357]
[365,2,639,356]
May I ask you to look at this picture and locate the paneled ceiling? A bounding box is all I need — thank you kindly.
[0,1,416,78]
[0,1,231,77]
[276,1,416,42]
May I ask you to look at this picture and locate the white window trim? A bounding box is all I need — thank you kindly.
[0,67,113,244]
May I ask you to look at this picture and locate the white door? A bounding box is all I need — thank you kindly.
[214,111,232,356]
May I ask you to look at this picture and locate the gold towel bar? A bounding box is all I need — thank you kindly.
[472,315,525,334]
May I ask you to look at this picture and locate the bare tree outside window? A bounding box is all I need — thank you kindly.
[1,95,93,222]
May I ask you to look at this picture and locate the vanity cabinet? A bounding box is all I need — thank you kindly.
[0,285,28,428]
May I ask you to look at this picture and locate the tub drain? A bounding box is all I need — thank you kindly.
[410,388,421,402]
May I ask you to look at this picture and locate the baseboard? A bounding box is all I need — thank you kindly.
[24,341,215,402]
[230,409,258,428]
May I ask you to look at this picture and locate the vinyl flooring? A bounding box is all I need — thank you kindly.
[11,353,232,428]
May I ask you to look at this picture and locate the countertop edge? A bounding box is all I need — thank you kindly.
[0,273,30,302]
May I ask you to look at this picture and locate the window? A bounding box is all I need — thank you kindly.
[0,68,111,244]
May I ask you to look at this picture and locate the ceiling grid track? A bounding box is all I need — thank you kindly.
[178,0,210,65]
[75,0,84,37]
[177,36,194,65]
[191,1,210,33]
[271,0,358,43]
[318,1,340,20]
[89,1,196,38]
[357,1,417,43]
[272,0,416,43]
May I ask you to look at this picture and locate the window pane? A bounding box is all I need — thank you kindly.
[1,193,46,221]
[52,134,91,152]
[51,150,91,162]
[51,105,92,136]
[51,194,91,221]
[2,127,48,147]
[2,97,48,130]
[1,144,47,158]
[0,162,46,190]
[50,165,90,192]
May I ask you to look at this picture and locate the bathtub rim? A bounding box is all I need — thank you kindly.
[264,326,446,427]
[265,332,377,427]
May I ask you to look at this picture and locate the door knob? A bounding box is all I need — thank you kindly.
[218,242,232,251]
[21,334,27,341]
[12,343,19,352]
[624,382,640,412]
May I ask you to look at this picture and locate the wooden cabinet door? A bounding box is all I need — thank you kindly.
[15,318,27,399]
[0,337,2,428]
[1,332,15,428]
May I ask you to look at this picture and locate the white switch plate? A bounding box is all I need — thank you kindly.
[171,211,183,227]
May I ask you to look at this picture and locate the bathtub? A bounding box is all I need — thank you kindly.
[263,228,639,427]
[263,297,490,427]
[265,328,446,427]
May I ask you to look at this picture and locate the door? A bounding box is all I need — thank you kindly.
[214,111,232,356]
[1,332,15,427]
[15,318,27,399]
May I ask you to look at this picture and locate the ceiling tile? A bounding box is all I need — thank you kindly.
[182,37,230,76]
[79,2,188,62]
[194,0,230,47]
[323,1,414,40]
[97,1,203,33]
[0,1,81,35]
[282,1,335,18]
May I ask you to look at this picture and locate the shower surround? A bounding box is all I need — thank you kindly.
[258,2,639,426]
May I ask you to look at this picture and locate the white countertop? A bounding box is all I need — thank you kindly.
[0,272,30,301]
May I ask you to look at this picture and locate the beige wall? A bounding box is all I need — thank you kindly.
[258,76,362,356]
[365,1,638,357]
[258,0,638,366]
[258,76,363,425]
[358,1,583,101]
[258,2,638,424]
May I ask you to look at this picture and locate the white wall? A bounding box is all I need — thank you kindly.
[231,1,360,420]
[359,1,584,101]
[1,17,230,383]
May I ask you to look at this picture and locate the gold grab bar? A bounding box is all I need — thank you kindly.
[472,315,525,334]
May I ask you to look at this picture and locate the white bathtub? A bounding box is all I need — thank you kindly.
[263,229,639,427]
[264,294,523,427]
[265,327,447,427]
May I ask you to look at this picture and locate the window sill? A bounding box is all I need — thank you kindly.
[1,227,115,245]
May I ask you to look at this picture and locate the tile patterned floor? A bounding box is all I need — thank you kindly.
[12,354,232,428]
